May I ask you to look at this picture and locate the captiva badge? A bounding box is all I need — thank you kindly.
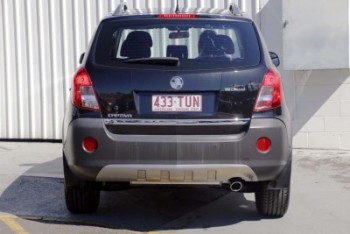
[170,76,184,90]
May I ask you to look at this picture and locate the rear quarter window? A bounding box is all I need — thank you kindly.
[93,18,261,70]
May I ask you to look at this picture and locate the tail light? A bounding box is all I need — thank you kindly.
[72,68,100,111]
[254,69,281,112]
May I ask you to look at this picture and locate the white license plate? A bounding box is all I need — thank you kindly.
[152,95,202,112]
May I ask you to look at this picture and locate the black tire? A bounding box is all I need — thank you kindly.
[65,185,100,214]
[255,186,290,217]
[63,155,100,214]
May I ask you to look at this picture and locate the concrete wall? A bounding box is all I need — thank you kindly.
[283,0,350,70]
[293,70,350,150]
[259,0,350,150]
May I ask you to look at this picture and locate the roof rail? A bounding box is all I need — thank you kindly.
[113,1,128,16]
[112,0,244,17]
[229,2,243,16]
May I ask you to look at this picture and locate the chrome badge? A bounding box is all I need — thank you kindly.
[170,76,184,90]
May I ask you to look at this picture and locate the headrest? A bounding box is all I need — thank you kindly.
[214,35,235,54]
[120,31,153,58]
[198,30,217,52]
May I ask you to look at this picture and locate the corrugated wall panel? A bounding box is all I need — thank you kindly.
[4,0,20,138]
[0,0,7,138]
[0,0,253,140]
[27,0,41,139]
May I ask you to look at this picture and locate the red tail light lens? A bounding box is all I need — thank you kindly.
[82,137,98,153]
[254,69,281,112]
[72,68,100,111]
[256,137,271,153]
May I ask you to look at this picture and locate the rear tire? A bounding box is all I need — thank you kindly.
[65,185,100,214]
[63,155,100,214]
[255,186,290,217]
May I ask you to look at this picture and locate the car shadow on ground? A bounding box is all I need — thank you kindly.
[0,158,262,232]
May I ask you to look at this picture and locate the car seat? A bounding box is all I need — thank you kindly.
[120,31,153,58]
[214,35,235,55]
[197,30,218,58]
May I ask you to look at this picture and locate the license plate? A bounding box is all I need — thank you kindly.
[152,95,202,112]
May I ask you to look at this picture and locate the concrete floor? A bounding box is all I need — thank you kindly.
[0,142,350,234]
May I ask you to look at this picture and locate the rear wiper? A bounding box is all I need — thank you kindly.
[122,57,180,66]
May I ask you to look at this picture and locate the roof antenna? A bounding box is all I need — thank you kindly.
[175,0,180,14]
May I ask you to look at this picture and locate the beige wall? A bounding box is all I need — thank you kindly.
[293,70,350,149]
[259,0,350,150]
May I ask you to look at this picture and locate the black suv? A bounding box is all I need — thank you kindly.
[62,4,292,217]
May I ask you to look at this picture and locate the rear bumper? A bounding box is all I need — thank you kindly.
[63,118,291,184]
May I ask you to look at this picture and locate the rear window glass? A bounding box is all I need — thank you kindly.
[93,18,261,70]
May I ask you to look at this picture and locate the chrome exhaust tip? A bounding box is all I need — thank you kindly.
[230,181,243,192]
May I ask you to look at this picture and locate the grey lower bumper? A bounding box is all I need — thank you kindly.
[63,118,292,183]
[96,164,257,184]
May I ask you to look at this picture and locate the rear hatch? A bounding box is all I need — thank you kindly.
[86,16,266,135]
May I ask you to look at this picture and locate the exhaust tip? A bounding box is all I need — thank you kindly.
[230,181,243,192]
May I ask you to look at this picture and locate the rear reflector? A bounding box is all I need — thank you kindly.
[72,68,100,111]
[256,137,271,153]
[83,137,98,153]
[254,69,281,112]
[159,14,196,18]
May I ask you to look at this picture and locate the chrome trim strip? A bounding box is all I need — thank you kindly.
[104,118,250,126]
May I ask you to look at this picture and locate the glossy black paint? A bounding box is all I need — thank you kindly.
[85,63,267,121]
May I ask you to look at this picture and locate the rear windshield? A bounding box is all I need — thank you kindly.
[93,18,261,70]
